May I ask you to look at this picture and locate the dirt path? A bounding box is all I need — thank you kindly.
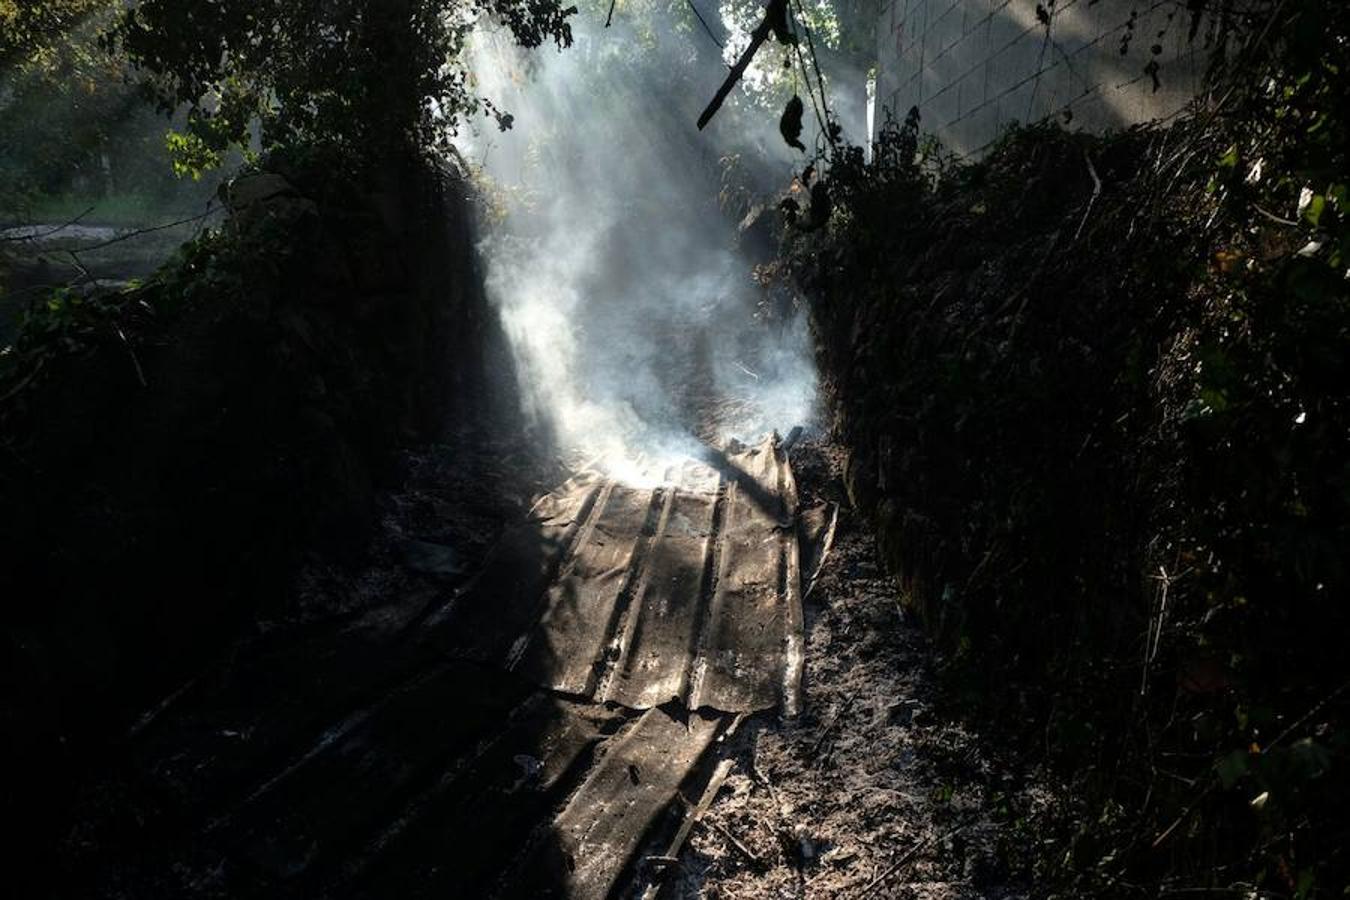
[60,433,1043,899]
[669,439,1041,899]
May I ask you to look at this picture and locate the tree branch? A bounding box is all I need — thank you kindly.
[697,6,776,130]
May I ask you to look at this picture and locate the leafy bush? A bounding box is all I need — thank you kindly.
[105,0,577,171]
[786,0,1349,894]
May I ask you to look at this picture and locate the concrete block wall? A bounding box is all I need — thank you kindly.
[876,0,1211,157]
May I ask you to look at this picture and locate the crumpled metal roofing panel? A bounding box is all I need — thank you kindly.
[441,436,804,716]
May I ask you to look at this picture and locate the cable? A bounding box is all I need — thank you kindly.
[685,0,724,49]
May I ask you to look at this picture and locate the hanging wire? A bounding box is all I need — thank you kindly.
[789,0,835,152]
[789,49,830,169]
[786,2,828,142]
[685,0,724,49]
[794,43,828,145]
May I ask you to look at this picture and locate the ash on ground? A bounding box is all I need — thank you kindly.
[669,437,1062,900]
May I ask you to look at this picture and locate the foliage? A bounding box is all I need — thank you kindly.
[104,0,578,174]
[0,225,237,408]
[1148,3,1350,893]
[786,0,1349,895]
[0,0,108,70]
[1,4,124,210]
[0,2,225,223]
[714,0,871,113]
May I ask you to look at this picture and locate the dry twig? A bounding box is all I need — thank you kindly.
[1072,148,1103,244]
[114,325,148,388]
[697,813,765,869]
[808,695,856,757]
[850,824,967,899]
[1152,680,1350,849]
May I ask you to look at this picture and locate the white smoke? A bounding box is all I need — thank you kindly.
[459,10,821,467]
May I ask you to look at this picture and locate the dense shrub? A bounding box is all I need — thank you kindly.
[786,0,1349,893]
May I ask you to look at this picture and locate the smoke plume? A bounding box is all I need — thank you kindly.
[460,8,823,469]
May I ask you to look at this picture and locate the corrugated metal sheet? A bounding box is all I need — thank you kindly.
[71,437,814,898]
[90,653,732,899]
[510,707,727,898]
[438,437,805,716]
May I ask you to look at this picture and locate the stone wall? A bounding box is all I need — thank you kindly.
[875,0,1211,156]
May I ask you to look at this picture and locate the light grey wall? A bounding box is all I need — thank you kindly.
[875,0,1211,157]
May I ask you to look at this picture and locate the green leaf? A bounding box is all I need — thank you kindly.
[1200,387,1230,414]
[164,129,221,181]
[1303,193,1326,227]
[1288,737,1332,780]
[1328,183,1347,211]
[1217,748,1250,788]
